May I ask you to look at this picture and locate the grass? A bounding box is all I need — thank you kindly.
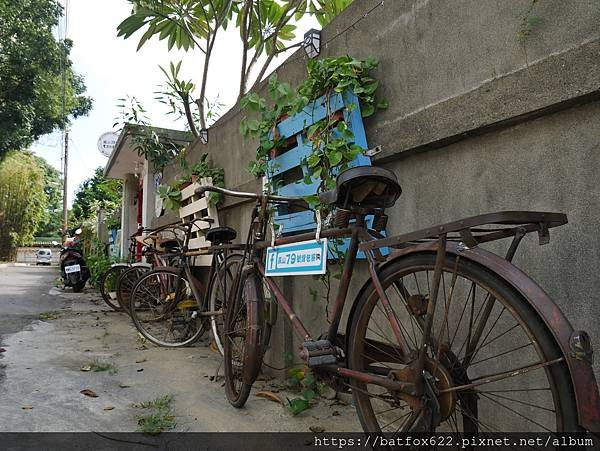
[132,394,175,433]
[39,311,60,320]
[82,359,118,375]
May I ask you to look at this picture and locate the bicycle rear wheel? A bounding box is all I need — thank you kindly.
[129,267,207,347]
[100,264,129,311]
[347,252,579,434]
[223,269,264,407]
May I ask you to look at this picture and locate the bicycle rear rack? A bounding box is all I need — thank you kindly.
[359,211,568,255]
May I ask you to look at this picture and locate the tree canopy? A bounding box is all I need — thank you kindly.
[0,0,92,156]
[117,0,353,134]
[71,168,123,224]
[0,151,48,259]
[33,155,63,237]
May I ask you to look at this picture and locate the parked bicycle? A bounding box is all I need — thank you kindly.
[99,222,180,311]
[128,218,244,350]
[197,165,600,434]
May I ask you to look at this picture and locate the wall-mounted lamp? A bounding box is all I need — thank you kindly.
[199,128,208,145]
[303,28,321,58]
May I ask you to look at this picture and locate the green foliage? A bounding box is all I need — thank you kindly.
[240,55,387,208]
[83,359,119,375]
[157,153,225,211]
[307,0,353,26]
[157,184,183,211]
[71,168,123,223]
[115,96,193,172]
[285,366,335,415]
[517,0,541,45]
[0,0,92,155]
[133,394,176,433]
[0,151,49,259]
[116,1,353,132]
[32,155,63,237]
[86,248,115,288]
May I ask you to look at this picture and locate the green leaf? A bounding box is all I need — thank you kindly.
[287,397,310,416]
[328,150,343,166]
[361,104,375,117]
[377,99,389,110]
[302,389,317,400]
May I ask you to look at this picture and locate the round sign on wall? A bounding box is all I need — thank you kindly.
[97,132,119,158]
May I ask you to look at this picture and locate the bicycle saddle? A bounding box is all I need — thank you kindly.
[206,227,237,245]
[318,166,401,211]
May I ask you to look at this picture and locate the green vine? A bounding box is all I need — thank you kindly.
[516,0,541,60]
[240,55,388,212]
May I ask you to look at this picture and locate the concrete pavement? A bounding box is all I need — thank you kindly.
[0,265,360,432]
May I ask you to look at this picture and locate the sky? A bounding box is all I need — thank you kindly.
[32,0,317,206]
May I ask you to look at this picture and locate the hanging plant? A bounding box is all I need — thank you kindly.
[240,55,388,211]
[157,153,226,212]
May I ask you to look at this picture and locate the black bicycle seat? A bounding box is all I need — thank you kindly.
[318,166,401,211]
[206,227,237,245]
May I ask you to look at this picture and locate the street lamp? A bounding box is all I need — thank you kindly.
[303,29,321,58]
[199,128,209,145]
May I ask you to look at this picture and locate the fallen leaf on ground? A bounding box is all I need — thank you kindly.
[332,410,340,416]
[80,389,98,398]
[0,348,6,352]
[80,365,92,372]
[135,358,146,364]
[119,383,130,388]
[255,391,284,405]
[309,426,325,433]
[103,406,115,411]
[136,368,143,372]
[21,405,33,410]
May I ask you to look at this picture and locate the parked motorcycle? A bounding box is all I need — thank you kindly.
[52,229,90,292]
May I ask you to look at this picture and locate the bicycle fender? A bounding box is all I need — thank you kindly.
[242,273,264,386]
[363,241,600,432]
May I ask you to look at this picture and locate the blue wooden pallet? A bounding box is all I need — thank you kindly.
[267,91,386,258]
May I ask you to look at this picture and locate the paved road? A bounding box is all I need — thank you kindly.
[0,264,360,432]
[0,265,65,338]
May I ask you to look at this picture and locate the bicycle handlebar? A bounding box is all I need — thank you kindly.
[195,185,306,204]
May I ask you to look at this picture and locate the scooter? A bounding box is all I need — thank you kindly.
[52,229,90,293]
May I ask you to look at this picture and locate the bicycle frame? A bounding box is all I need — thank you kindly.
[240,203,421,396]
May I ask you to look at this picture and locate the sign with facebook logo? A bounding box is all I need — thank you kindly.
[265,239,328,277]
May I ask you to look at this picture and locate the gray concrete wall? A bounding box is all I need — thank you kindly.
[151,0,600,379]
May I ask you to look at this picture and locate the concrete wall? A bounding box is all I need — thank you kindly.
[152,0,600,379]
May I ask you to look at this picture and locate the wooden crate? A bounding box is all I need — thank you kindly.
[178,176,218,267]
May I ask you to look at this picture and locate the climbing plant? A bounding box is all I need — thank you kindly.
[240,55,388,212]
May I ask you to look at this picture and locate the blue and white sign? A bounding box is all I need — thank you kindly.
[265,239,327,277]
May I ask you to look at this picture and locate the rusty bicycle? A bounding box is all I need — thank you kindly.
[197,165,600,434]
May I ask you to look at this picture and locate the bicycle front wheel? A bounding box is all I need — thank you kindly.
[347,252,579,434]
[99,264,129,311]
[129,267,207,347]
[116,265,150,313]
[223,270,264,407]
[209,254,243,356]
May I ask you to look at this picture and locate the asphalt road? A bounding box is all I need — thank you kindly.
[0,264,65,338]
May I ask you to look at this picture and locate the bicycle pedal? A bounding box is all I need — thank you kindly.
[301,339,338,367]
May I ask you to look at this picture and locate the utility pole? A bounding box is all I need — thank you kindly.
[62,131,69,239]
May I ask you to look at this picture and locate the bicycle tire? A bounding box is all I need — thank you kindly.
[129,267,207,347]
[209,254,243,356]
[347,252,579,433]
[99,264,129,311]
[116,265,150,313]
[223,269,264,407]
